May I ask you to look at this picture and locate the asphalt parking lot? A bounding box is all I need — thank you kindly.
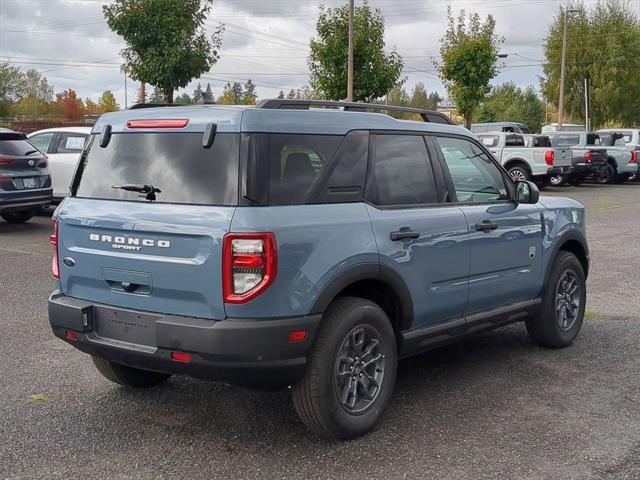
[1,183,639,480]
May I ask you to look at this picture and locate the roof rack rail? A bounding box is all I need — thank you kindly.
[129,103,184,110]
[257,99,454,125]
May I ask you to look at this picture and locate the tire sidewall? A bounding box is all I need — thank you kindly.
[509,165,530,183]
[543,253,586,346]
[313,301,397,438]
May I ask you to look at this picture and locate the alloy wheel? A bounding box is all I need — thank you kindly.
[334,326,386,414]
[555,270,581,331]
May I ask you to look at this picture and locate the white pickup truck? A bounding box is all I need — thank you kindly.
[477,132,572,187]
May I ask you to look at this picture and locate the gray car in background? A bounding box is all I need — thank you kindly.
[0,129,52,223]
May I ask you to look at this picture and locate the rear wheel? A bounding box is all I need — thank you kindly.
[508,165,531,183]
[568,175,585,187]
[526,251,586,348]
[614,173,630,184]
[595,163,616,184]
[292,297,397,439]
[548,175,566,187]
[92,356,171,388]
[1,210,34,223]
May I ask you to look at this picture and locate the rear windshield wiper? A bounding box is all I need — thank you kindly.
[111,184,161,202]
[24,150,40,156]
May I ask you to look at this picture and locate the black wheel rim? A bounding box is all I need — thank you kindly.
[555,270,581,331]
[334,325,386,414]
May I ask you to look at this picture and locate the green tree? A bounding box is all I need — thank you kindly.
[104,0,224,103]
[0,63,24,114]
[541,0,640,127]
[436,8,503,128]
[277,90,285,100]
[193,82,203,102]
[476,82,545,132]
[149,86,164,103]
[99,90,119,112]
[286,89,297,100]
[175,92,193,104]
[308,0,403,102]
[23,69,53,103]
[242,79,257,104]
[218,82,238,105]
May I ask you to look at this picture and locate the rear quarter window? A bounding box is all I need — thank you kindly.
[0,139,40,156]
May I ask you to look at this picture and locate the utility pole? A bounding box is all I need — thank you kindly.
[584,77,590,131]
[347,0,355,102]
[558,9,579,130]
[124,73,128,109]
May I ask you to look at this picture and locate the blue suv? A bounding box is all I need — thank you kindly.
[48,100,589,439]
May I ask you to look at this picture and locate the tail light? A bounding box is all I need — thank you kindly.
[39,155,48,167]
[223,233,277,303]
[630,151,638,164]
[0,156,14,165]
[584,151,592,163]
[50,218,60,279]
[544,151,554,166]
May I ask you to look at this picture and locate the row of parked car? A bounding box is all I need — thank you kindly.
[473,127,639,188]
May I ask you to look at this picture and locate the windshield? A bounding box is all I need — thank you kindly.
[74,132,239,206]
[0,139,41,156]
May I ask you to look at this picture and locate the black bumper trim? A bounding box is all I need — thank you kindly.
[48,291,321,387]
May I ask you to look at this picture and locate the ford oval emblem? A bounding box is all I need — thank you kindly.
[62,257,76,268]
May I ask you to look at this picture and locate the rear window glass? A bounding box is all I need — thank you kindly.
[268,134,342,205]
[0,139,41,156]
[505,135,525,147]
[533,136,552,147]
[57,133,87,153]
[74,133,239,206]
[479,135,499,147]
[556,134,580,147]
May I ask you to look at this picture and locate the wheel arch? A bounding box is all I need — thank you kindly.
[504,158,531,172]
[540,230,589,297]
[310,263,415,334]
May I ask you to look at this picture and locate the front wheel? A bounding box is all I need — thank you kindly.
[292,297,397,439]
[1,210,34,223]
[526,251,586,348]
[508,165,531,183]
[92,356,171,388]
[568,175,585,187]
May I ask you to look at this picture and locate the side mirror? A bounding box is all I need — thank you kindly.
[515,180,539,204]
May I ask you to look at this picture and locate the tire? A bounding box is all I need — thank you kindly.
[568,175,585,187]
[292,297,397,439]
[595,163,616,184]
[548,175,567,187]
[614,173,630,184]
[1,210,34,223]
[526,251,586,349]
[92,356,171,388]
[508,165,531,183]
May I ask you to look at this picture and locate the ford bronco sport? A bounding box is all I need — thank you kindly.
[49,100,589,439]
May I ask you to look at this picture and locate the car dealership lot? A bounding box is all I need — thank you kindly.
[1,183,639,480]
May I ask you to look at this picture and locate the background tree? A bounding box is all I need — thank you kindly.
[193,82,203,103]
[0,63,25,115]
[541,0,640,127]
[277,90,285,100]
[149,86,164,103]
[476,82,545,132]
[175,92,194,104]
[217,82,240,104]
[242,79,257,105]
[55,89,84,121]
[436,8,503,128]
[104,0,224,103]
[409,82,442,110]
[98,90,119,112]
[308,0,403,101]
[286,89,297,100]
[84,97,102,115]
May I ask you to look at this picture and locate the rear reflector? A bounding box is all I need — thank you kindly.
[0,156,14,165]
[126,119,189,129]
[50,218,60,279]
[65,330,79,341]
[288,330,307,342]
[170,352,192,363]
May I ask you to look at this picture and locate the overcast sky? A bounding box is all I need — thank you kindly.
[0,0,630,107]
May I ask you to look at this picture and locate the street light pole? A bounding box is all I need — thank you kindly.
[558,9,579,130]
[347,0,354,102]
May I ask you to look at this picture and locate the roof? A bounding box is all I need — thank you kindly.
[27,126,92,136]
[92,104,470,137]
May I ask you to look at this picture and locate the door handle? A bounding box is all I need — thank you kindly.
[390,230,420,241]
[475,221,499,233]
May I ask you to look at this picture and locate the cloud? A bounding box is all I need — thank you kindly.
[0,0,605,105]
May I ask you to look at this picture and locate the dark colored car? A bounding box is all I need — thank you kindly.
[0,129,52,223]
[547,133,608,186]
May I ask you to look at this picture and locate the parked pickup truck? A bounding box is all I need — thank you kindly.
[547,132,634,184]
[597,128,640,182]
[477,132,570,186]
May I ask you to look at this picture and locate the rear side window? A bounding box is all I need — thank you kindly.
[0,140,40,156]
[533,136,552,147]
[56,133,87,153]
[268,134,342,205]
[74,133,239,205]
[367,134,437,206]
[28,133,55,153]
[505,134,525,146]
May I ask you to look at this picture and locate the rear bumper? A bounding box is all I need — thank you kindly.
[48,291,321,387]
[0,188,52,211]
[560,163,605,175]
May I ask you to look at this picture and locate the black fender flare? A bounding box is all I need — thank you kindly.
[310,262,415,332]
[540,229,589,297]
